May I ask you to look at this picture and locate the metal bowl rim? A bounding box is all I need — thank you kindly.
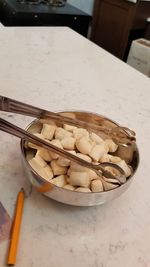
[20,110,140,195]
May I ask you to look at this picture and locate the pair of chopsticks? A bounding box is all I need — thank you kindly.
[7,188,25,266]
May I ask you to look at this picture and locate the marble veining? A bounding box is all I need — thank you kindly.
[0,27,150,267]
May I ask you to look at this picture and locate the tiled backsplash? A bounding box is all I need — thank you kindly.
[67,0,150,15]
[67,0,94,15]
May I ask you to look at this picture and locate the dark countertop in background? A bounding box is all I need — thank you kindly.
[0,0,90,15]
[0,0,92,36]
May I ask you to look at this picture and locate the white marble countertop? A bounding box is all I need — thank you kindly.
[0,25,150,267]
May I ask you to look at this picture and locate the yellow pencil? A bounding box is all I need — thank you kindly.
[7,188,25,266]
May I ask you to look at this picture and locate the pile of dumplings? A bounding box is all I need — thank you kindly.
[27,122,132,193]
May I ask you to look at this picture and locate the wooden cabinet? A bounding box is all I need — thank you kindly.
[91,0,150,60]
[145,22,150,40]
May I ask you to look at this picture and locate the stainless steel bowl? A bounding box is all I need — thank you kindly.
[20,111,139,206]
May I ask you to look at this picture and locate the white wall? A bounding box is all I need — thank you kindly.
[67,0,94,15]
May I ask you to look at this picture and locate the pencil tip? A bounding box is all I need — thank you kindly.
[21,188,25,192]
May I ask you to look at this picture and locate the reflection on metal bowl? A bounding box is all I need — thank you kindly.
[20,111,139,206]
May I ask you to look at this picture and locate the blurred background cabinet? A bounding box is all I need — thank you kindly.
[91,0,150,60]
[0,0,91,37]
